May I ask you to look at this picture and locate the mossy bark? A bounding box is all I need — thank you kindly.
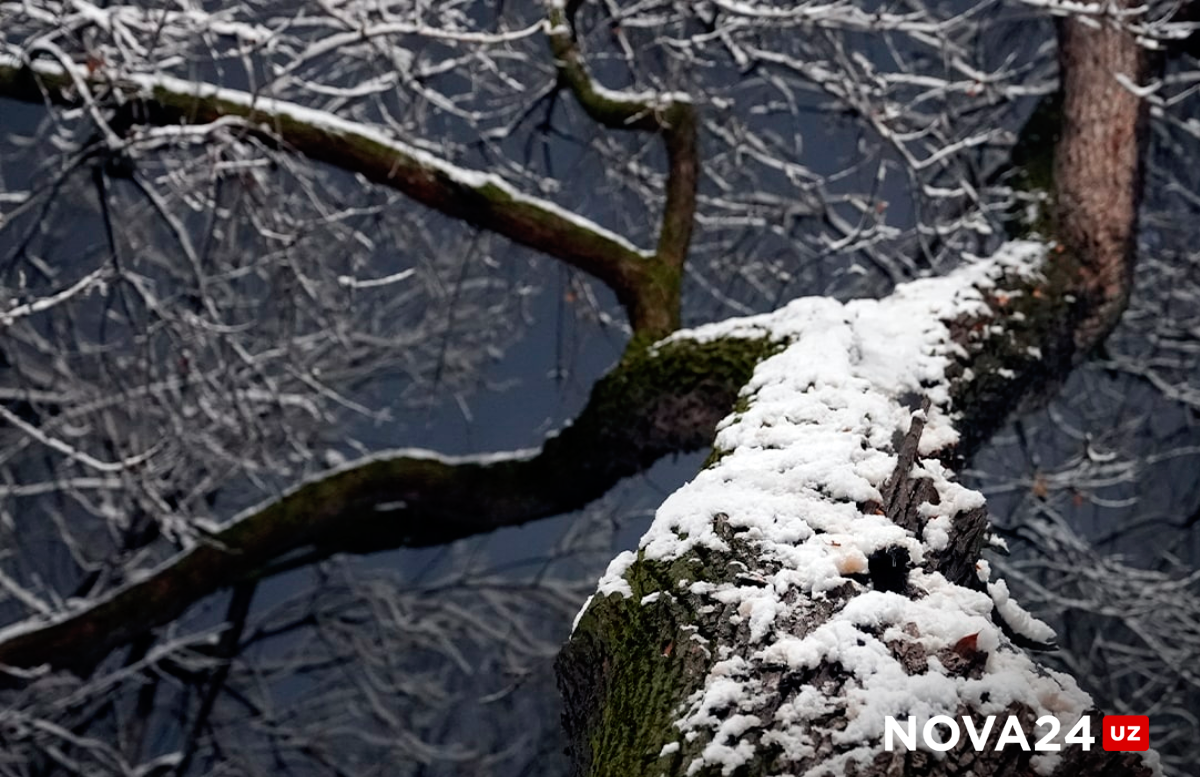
[544,5,698,335]
[556,257,1152,777]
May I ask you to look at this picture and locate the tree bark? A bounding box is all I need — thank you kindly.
[557,249,1153,776]
[1053,7,1149,350]
[556,4,1155,775]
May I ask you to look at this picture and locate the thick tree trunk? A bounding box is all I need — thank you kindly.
[1054,7,1150,350]
[556,245,1155,777]
[557,5,1154,774]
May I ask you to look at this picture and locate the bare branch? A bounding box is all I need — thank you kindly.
[545,1,699,333]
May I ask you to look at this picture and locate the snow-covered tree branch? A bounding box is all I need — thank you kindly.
[0,55,680,334]
[1,0,1198,774]
[559,242,1153,776]
[557,3,1169,771]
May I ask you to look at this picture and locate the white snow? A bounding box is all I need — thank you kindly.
[124,71,651,257]
[597,551,636,598]
[0,445,542,650]
[988,579,1058,645]
[607,241,1045,601]
[577,241,1150,774]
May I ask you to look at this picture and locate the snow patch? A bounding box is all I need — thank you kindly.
[988,579,1058,645]
[597,551,636,598]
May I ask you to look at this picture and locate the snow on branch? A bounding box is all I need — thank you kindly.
[544,2,693,132]
[560,241,1158,776]
[0,53,676,332]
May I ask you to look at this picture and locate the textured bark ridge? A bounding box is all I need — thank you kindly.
[558,245,1158,777]
[1054,4,1150,350]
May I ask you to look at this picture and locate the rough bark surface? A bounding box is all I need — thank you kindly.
[1054,6,1150,349]
[557,256,1154,776]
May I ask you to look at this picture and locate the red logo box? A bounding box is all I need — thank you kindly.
[1102,715,1149,751]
